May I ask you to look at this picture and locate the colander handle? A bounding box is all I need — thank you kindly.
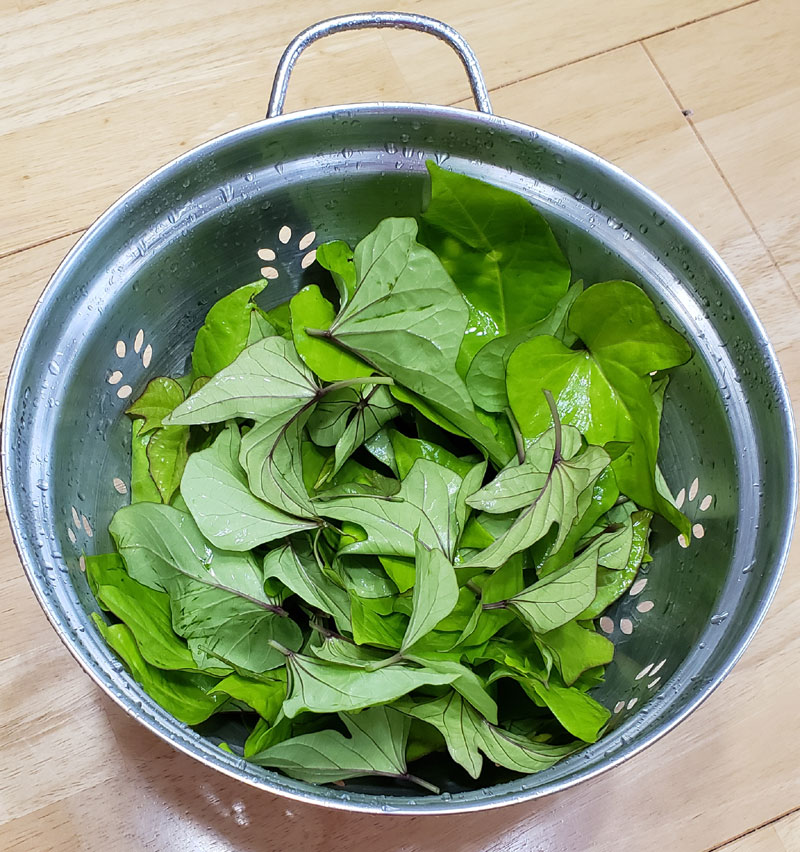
[267,12,492,118]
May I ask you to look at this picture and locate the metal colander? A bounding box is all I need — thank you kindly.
[2,13,796,814]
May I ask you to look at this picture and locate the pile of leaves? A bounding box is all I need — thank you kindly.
[87,163,691,794]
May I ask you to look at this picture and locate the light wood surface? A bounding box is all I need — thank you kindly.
[1,1,798,850]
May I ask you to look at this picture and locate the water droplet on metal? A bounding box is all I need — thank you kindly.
[48,360,60,376]
[710,612,729,625]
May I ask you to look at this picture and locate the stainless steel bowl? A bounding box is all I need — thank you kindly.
[2,13,796,814]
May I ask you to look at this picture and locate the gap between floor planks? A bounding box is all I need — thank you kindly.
[639,37,796,300]
[0,0,764,261]
[710,803,800,851]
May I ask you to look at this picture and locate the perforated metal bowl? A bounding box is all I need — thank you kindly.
[2,13,796,814]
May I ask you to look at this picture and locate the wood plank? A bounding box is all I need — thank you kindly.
[0,0,752,254]
[645,0,800,291]
[774,810,800,852]
[722,826,788,852]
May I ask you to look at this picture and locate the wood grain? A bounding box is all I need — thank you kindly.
[646,0,800,292]
[2,1,799,850]
[0,0,754,255]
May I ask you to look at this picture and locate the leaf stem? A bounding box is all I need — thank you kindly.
[267,639,293,657]
[466,580,483,597]
[505,406,526,465]
[322,376,395,395]
[543,389,562,464]
[482,599,509,611]
[402,772,441,795]
[365,651,404,670]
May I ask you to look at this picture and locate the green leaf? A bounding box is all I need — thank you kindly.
[404,654,498,723]
[507,335,637,451]
[210,670,286,721]
[334,555,398,599]
[320,217,508,464]
[466,426,582,514]
[379,555,416,594]
[506,330,689,534]
[191,281,271,378]
[349,594,407,649]
[401,540,459,652]
[91,614,224,725]
[458,557,524,647]
[146,426,189,503]
[522,678,610,743]
[126,377,185,435]
[250,706,417,787]
[239,408,318,518]
[396,691,576,778]
[281,651,457,717]
[263,543,351,627]
[108,502,302,671]
[508,550,598,633]
[568,280,692,377]
[465,442,610,570]
[86,553,197,672]
[130,419,161,504]
[420,161,571,349]
[579,509,652,619]
[310,633,388,668]
[310,386,400,481]
[248,309,276,346]
[317,458,463,559]
[167,336,319,427]
[316,240,357,309]
[264,302,292,339]
[465,282,583,412]
[290,285,370,381]
[389,430,477,479]
[245,715,292,757]
[534,620,614,686]
[181,424,318,550]
[394,692,484,778]
[537,467,620,578]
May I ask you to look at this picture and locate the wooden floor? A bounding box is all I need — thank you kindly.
[1,1,799,849]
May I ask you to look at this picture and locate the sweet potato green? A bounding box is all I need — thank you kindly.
[87,162,691,793]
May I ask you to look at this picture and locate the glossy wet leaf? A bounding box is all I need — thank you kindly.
[534,620,614,686]
[192,281,272,378]
[290,285,370,381]
[130,419,161,504]
[91,615,224,725]
[579,509,652,619]
[210,670,286,721]
[316,240,357,308]
[521,678,610,743]
[465,281,583,412]
[420,162,570,352]
[568,280,692,377]
[181,424,318,551]
[86,553,197,672]
[349,594,407,648]
[282,652,457,717]
[127,377,185,435]
[146,426,189,503]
